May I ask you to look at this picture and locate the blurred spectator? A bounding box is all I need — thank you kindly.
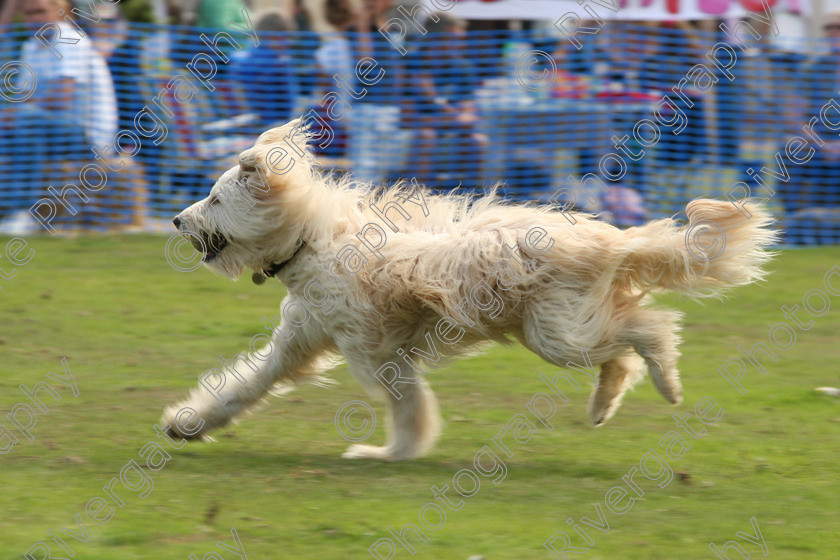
[162,0,246,79]
[198,0,248,79]
[466,19,508,82]
[80,2,135,135]
[99,0,171,196]
[0,0,117,217]
[589,22,661,195]
[317,0,356,87]
[291,0,320,96]
[78,1,151,228]
[195,0,247,29]
[356,0,392,56]
[595,21,660,94]
[601,185,647,227]
[550,41,587,99]
[648,22,708,165]
[160,0,249,27]
[404,13,488,189]
[293,0,315,31]
[781,11,840,217]
[310,0,357,156]
[716,16,791,184]
[79,2,130,57]
[353,0,402,105]
[230,9,300,126]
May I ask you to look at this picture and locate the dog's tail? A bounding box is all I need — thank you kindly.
[619,198,778,297]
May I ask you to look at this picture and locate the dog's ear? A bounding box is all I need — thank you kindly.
[253,118,309,152]
[236,147,273,198]
[235,122,314,197]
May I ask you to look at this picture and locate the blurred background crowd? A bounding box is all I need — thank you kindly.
[1,0,840,243]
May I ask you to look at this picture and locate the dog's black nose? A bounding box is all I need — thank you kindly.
[172,216,181,228]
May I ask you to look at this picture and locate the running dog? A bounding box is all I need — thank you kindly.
[163,120,776,461]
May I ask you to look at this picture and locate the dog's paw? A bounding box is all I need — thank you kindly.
[649,372,683,405]
[160,405,210,441]
[591,414,609,427]
[587,387,623,427]
[342,444,397,461]
[588,401,616,427]
[670,387,683,405]
[661,380,683,405]
[164,422,205,441]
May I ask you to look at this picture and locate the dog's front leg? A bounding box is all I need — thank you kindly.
[342,367,441,461]
[162,301,332,439]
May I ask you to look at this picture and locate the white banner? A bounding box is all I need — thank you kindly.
[425,0,809,21]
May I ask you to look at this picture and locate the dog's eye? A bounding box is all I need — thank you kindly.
[208,195,220,206]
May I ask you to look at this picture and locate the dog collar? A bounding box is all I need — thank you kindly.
[252,239,307,285]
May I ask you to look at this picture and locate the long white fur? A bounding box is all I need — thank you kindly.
[161,120,778,461]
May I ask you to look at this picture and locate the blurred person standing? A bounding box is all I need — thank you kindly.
[230,8,300,126]
[403,12,487,189]
[197,0,248,80]
[0,0,117,218]
[196,0,247,29]
[291,0,320,96]
[78,1,134,134]
[353,0,402,105]
[159,0,248,27]
[317,0,356,95]
[782,11,840,216]
[588,21,660,195]
[310,0,357,156]
[548,40,587,99]
[594,21,660,95]
[716,15,790,187]
[164,0,247,79]
[646,21,708,165]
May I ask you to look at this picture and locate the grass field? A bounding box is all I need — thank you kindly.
[1,235,838,559]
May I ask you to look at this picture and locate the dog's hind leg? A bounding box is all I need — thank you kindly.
[162,296,334,439]
[343,375,441,461]
[624,308,684,405]
[588,353,646,426]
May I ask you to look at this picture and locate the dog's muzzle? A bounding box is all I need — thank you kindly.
[196,231,228,262]
[173,217,228,262]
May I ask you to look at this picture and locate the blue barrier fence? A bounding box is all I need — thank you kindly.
[0,21,838,243]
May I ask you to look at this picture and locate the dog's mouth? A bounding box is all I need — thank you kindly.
[189,231,228,261]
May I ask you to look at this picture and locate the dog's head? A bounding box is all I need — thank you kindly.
[172,119,315,279]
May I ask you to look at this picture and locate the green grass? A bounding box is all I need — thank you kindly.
[1,235,838,559]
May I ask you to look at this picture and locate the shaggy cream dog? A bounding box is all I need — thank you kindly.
[162,120,777,461]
